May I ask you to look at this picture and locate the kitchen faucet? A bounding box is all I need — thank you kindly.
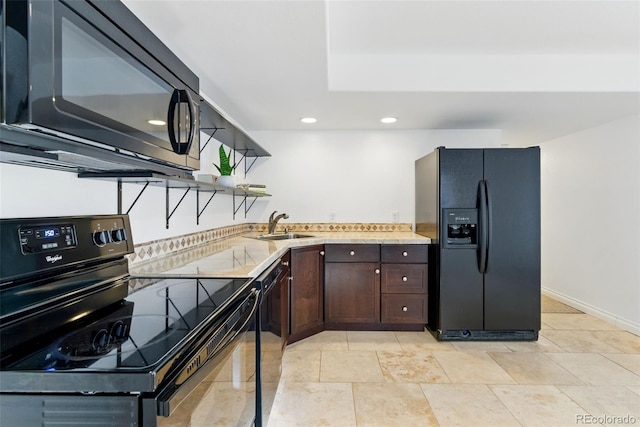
[268,211,289,234]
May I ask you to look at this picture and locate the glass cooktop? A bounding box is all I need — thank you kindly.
[2,277,253,372]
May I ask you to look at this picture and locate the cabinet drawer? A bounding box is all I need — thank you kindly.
[381,294,427,324]
[324,244,380,263]
[381,264,428,294]
[381,245,428,263]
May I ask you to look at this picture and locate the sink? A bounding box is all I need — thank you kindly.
[252,233,313,241]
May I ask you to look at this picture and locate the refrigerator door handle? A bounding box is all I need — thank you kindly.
[479,180,489,274]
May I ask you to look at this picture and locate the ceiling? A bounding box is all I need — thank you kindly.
[122,0,639,146]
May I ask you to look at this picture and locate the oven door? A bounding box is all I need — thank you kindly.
[4,0,199,170]
[150,287,260,426]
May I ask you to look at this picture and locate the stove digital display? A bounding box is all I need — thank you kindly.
[36,227,60,239]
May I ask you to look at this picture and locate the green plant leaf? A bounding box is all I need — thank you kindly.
[214,144,236,175]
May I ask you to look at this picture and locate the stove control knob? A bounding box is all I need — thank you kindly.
[92,230,110,247]
[92,328,111,354]
[111,228,127,243]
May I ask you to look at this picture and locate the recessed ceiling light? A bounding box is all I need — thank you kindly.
[148,119,166,126]
[381,117,397,124]
[300,117,317,124]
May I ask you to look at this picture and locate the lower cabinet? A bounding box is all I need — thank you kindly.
[380,245,429,324]
[289,245,324,343]
[287,243,428,344]
[324,244,428,328]
[325,262,380,325]
[324,244,381,327]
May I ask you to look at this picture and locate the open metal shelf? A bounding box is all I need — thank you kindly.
[200,100,271,158]
[78,171,270,228]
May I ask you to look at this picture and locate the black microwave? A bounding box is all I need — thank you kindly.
[1,0,200,172]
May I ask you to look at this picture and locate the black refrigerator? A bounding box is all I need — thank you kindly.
[415,147,540,341]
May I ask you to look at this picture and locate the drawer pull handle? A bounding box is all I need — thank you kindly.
[349,250,355,256]
[282,261,289,266]
[402,251,408,257]
[402,306,408,312]
[375,269,380,274]
[402,276,408,282]
[320,250,325,256]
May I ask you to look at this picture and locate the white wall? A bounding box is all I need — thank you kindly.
[0,129,501,244]
[247,129,501,224]
[539,115,640,333]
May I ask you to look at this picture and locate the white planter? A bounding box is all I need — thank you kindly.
[217,175,236,187]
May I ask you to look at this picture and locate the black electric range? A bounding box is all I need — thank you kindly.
[0,215,259,426]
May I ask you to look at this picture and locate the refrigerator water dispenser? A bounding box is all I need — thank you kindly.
[443,209,478,248]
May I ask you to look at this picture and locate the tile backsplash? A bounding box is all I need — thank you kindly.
[253,222,413,233]
[128,222,413,266]
[128,223,251,266]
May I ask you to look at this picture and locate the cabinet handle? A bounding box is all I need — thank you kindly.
[349,250,355,256]
[320,250,325,256]
[402,251,408,257]
[282,261,289,266]
[375,269,380,274]
[402,306,408,312]
[402,276,408,282]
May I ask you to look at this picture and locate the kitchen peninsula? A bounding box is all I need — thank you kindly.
[129,230,430,279]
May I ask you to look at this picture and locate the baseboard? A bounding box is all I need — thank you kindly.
[542,288,640,336]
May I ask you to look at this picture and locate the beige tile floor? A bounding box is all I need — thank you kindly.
[267,296,640,427]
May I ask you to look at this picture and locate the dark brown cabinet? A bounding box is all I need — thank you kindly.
[324,244,380,327]
[281,242,428,344]
[325,262,380,325]
[380,245,428,325]
[289,245,324,343]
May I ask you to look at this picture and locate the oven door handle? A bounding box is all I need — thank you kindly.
[155,288,260,418]
[201,289,260,364]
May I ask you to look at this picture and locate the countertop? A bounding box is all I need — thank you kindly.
[129,231,431,279]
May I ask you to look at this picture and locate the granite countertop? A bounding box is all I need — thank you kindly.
[129,231,430,279]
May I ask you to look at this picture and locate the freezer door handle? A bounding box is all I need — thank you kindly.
[478,180,489,274]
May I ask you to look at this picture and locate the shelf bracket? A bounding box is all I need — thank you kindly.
[245,196,259,217]
[233,194,246,220]
[235,150,247,169]
[117,181,150,215]
[232,193,260,219]
[166,186,191,229]
[199,127,221,153]
[245,156,258,174]
[196,189,218,225]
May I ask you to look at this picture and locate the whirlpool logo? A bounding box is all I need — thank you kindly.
[45,255,63,264]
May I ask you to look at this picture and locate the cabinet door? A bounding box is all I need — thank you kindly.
[381,264,428,294]
[381,294,427,323]
[324,244,380,263]
[381,245,428,263]
[325,262,380,324]
[289,245,324,343]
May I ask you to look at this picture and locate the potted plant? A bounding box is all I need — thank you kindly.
[214,144,236,187]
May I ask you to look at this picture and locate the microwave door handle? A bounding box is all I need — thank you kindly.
[167,89,194,155]
[183,89,195,149]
